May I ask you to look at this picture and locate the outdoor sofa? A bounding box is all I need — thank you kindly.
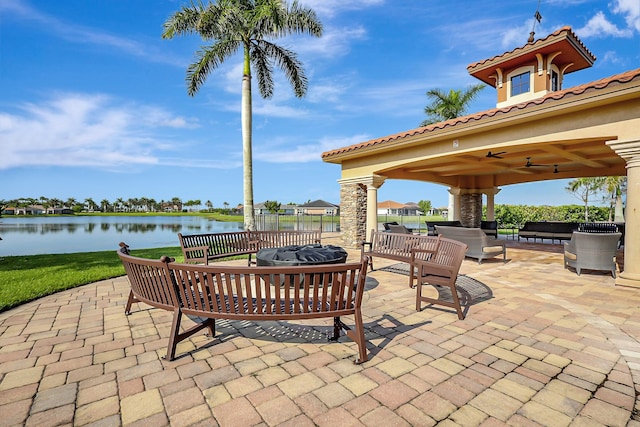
[426,220,498,237]
[435,225,506,264]
[518,221,579,243]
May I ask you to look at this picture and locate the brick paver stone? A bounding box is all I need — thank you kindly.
[278,371,325,399]
[30,383,77,414]
[120,389,164,425]
[580,398,632,427]
[74,395,120,426]
[469,388,522,422]
[256,394,301,425]
[517,400,572,427]
[375,357,418,378]
[0,365,44,391]
[211,396,262,426]
[313,381,355,408]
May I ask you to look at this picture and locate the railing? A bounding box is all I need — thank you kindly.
[255,214,340,232]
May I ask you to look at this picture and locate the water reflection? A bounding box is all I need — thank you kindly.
[0,215,340,256]
[0,216,244,256]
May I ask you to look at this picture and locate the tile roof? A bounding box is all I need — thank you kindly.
[321,68,640,160]
[466,26,595,71]
[298,199,338,208]
[377,200,407,209]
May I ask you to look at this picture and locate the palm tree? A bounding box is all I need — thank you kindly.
[566,177,605,221]
[171,197,183,212]
[163,0,323,230]
[420,84,485,126]
[603,176,626,222]
[84,198,97,212]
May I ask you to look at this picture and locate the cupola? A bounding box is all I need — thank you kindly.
[467,27,596,108]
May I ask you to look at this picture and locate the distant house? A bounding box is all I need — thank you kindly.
[296,200,339,215]
[377,200,421,216]
[254,202,297,215]
[46,207,73,215]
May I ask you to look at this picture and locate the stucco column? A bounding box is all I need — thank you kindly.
[606,139,640,288]
[447,192,454,220]
[448,188,461,220]
[483,187,501,221]
[362,175,386,237]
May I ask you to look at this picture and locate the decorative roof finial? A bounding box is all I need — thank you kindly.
[529,0,542,43]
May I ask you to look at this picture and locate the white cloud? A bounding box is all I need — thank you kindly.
[500,19,552,49]
[307,80,349,104]
[293,26,368,58]
[0,93,200,170]
[613,0,640,32]
[3,0,185,66]
[575,11,633,38]
[600,50,623,65]
[255,134,369,163]
[300,0,384,18]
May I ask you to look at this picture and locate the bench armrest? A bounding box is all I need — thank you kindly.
[481,237,506,248]
[409,247,438,262]
[183,245,210,264]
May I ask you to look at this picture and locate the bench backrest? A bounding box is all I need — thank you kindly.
[367,230,441,261]
[118,248,368,321]
[249,230,321,249]
[178,231,251,261]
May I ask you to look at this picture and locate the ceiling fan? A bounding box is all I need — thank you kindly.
[524,157,547,167]
[486,151,506,159]
[553,165,577,174]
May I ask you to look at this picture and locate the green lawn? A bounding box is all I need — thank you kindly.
[0,246,184,312]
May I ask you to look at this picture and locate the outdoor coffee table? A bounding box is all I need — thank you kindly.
[256,244,348,266]
[256,244,348,287]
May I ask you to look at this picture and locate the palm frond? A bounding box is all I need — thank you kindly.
[251,44,275,98]
[186,40,240,96]
[162,2,207,39]
[257,40,307,98]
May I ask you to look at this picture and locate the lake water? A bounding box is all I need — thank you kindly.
[0,216,244,256]
[0,215,343,256]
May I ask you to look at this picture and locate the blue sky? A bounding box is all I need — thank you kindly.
[1,0,638,209]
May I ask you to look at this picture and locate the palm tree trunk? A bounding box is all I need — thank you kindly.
[242,68,256,231]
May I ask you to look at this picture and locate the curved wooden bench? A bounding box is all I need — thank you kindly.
[118,243,369,363]
[178,230,321,265]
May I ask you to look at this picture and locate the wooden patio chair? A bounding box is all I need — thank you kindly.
[410,236,468,319]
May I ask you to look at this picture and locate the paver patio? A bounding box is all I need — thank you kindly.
[1,233,640,426]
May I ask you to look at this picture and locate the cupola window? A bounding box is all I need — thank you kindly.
[511,71,531,96]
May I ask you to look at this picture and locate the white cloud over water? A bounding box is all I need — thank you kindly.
[0,93,199,170]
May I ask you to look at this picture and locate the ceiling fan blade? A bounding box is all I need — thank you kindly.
[486,151,506,159]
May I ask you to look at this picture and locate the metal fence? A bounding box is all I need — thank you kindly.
[255,214,339,232]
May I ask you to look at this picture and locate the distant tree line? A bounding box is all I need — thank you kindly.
[0,196,238,215]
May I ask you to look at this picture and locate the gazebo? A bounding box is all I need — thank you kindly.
[322,27,640,288]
